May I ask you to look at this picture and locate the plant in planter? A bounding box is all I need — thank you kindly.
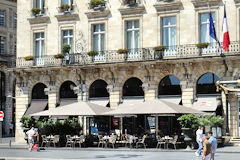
[24,56,34,61]
[31,8,41,15]
[90,0,105,10]
[196,42,209,49]
[153,45,166,59]
[54,53,64,59]
[124,0,137,6]
[117,49,129,54]
[87,50,99,56]
[60,4,70,12]
[62,44,71,54]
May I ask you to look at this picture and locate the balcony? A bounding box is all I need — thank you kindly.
[11,41,240,69]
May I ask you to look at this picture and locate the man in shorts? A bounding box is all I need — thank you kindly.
[26,127,35,152]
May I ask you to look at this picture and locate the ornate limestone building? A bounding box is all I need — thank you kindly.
[15,0,240,142]
[0,0,16,137]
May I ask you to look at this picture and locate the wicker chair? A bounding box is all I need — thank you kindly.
[41,135,50,147]
[49,135,60,147]
[125,135,134,148]
[156,135,165,149]
[65,135,74,147]
[136,135,147,148]
[107,135,117,148]
[74,135,85,148]
[168,135,178,150]
[98,135,106,148]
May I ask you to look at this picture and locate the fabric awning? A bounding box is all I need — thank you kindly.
[24,99,48,116]
[59,98,78,107]
[30,101,112,116]
[103,99,205,116]
[89,99,109,107]
[159,97,181,105]
[193,97,220,112]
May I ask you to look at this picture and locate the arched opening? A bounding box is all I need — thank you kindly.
[32,83,48,99]
[197,72,220,95]
[123,77,144,98]
[60,81,77,99]
[158,75,181,96]
[89,80,109,98]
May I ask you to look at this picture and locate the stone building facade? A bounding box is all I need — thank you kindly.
[0,0,16,137]
[15,0,240,142]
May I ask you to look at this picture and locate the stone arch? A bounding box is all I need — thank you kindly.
[158,75,182,97]
[28,81,49,100]
[119,75,144,88]
[196,72,220,95]
[59,80,77,99]
[55,78,78,98]
[31,82,48,99]
[89,79,109,98]
[193,70,221,85]
[122,77,144,98]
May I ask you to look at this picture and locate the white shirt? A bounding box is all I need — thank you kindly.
[26,129,35,140]
[196,129,203,142]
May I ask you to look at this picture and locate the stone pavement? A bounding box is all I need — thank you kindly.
[1,137,240,153]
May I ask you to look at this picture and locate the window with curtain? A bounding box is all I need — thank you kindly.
[0,36,6,54]
[0,10,5,27]
[162,16,176,47]
[200,13,216,43]
[62,0,73,6]
[34,32,44,58]
[92,24,105,52]
[33,0,45,13]
[62,30,73,52]
[126,20,139,50]
[14,13,17,29]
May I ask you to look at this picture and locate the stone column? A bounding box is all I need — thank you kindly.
[142,82,157,101]
[228,94,238,137]
[48,86,57,110]
[108,84,121,109]
[15,87,29,143]
[181,81,194,107]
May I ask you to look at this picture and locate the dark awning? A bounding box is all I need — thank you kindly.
[24,99,48,116]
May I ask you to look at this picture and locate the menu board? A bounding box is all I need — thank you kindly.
[147,116,155,129]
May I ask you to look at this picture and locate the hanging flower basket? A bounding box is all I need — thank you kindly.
[90,0,105,10]
[54,53,64,59]
[31,8,41,15]
[196,42,209,49]
[24,56,34,61]
[153,45,166,52]
[60,4,70,10]
[87,50,99,56]
[117,49,129,54]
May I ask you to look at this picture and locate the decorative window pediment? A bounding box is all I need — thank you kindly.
[119,0,145,16]
[28,15,49,24]
[154,0,182,14]
[191,0,221,10]
[55,12,79,21]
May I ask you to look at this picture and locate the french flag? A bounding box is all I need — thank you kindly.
[222,4,230,52]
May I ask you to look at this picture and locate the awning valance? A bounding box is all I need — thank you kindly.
[193,97,220,112]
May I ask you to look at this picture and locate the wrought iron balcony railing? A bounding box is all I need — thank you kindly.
[10,41,240,69]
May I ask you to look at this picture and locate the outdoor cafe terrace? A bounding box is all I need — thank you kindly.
[10,41,240,69]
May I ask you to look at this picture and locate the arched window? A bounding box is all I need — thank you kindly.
[197,72,220,94]
[89,80,109,98]
[32,83,47,99]
[158,75,181,96]
[60,81,77,98]
[123,77,144,97]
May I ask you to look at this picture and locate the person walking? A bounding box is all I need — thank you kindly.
[202,136,213,160]
[208,131,217,160]
[195,126,204,156]
[26,127,35,152]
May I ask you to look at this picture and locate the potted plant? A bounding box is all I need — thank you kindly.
[117,49,128,54]
[24,56,34,61]
[177,114,199,149]
[62,44,71,54]
[90,0,105,10]
[124,0,137,7]
[54,53,64,59]
[153,45,166,59]
[60,4,70,12]
[31,8,41,16]
[196,42,209,49]
[87,50,99,56]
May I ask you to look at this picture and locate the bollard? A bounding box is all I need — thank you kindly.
[9,140,11,148]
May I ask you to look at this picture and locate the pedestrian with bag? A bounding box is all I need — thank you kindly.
[26,127,35,152]
[202,136,213,160]
[208,131,217,160]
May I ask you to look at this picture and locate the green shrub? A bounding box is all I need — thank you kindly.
[90,0,105,6]
[20,116,37,130]
[54,53,64,59]
[177,114,199,129]
[153,46,166,51]
[61,44,71,54]
[196,42,209,48]
[87,50,99,56]
[117,49,129,54]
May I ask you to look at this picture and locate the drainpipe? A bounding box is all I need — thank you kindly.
[226,95,229,135]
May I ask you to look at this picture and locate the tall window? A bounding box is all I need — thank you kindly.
[92,24,105,52]
[200,13,216,43]
[33,0,45,13]
[162,16,176,47]
[34,32,44,58]
[126,20,139,50]
[62,0,73,6]
[62,30,73,52]
[0,10,5,27]
[0,36,6,54]
[14,13,17,29]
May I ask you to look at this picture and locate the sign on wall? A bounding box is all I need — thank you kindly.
[0,111,4,121]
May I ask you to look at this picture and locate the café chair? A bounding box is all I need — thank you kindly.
[136,135,147,149]
[75,135,85,148]
[168,135,178,150]
[41,135,50,147]
[65,135,74,147]
[98,135,106,148]
[49,135,60,147]
[156,136,165,149]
